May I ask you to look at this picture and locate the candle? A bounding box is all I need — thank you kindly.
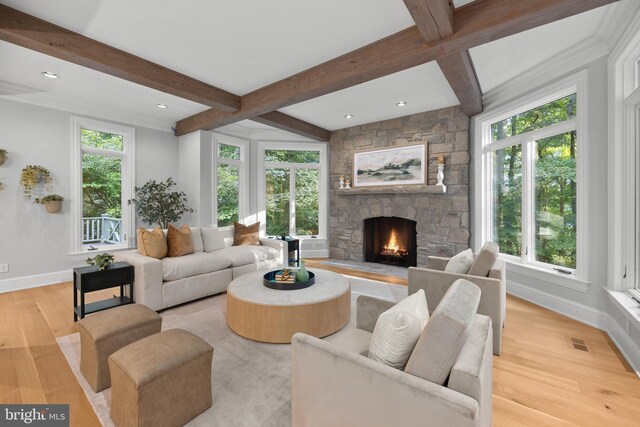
[437,155,445,165]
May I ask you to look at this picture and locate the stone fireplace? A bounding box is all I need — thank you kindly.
[329,106,470,267]
[364,216,417,267]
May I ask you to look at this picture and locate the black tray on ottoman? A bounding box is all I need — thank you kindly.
[263,270,315,290]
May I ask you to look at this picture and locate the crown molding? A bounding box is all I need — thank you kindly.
[0,94,176,133]
[482,36,609,109]
[214,121,317,143]
[599,0,640,51]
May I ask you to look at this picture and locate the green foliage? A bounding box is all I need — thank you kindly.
[217,164,239,227]
[266,168,290,236]
[128,178,193,229]
[492,94,577,268]
[81,130,125,218]
[218,143,240,160]
[34,194,64,204]
[295,169,319,235]
[265,150,319,163]
[86,253,115,271]
[20,165,52,201]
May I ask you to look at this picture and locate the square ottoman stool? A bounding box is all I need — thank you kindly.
[108,329,214,427]
[77,304,162,392]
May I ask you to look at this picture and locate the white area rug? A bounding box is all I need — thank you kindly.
[57,273,407,427]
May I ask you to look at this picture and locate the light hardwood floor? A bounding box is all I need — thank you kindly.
[1,263,639,426]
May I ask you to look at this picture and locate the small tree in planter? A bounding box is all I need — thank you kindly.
[128,178,193,229]
[35,194,64,213]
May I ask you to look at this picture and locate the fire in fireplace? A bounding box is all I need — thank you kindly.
[363,217,417,267]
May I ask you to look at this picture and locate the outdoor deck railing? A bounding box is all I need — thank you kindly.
[83,215,121,244]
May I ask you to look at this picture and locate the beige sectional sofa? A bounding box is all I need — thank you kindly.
[115,227,285,311]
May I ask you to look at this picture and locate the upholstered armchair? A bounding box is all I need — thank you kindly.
[292,283,493,427]
[408,243,506,356]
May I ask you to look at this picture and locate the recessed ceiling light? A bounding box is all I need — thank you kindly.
[42,71,60,79]
[344,114,353,119]
[397,101,407,107]
[156,104,168,109]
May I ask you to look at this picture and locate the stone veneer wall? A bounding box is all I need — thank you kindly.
[329,106,470,267]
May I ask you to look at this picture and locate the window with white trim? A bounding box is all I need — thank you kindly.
[257,143,327,238]
[215,141,245,227]
[71,117,134,254]
[480,85,584,274]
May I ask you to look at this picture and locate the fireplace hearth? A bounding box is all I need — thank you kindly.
[363,217,417,268]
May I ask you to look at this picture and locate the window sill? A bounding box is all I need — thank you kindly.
[605,288,640,328]
[505,259,591,293]
[69,246,133,262]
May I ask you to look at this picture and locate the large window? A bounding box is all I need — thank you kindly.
[481,89,582,273]
[259,144,326,238]
[214,137,246,227]
[72,118,134,254]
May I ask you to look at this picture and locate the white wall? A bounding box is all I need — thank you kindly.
[0,99,178,289]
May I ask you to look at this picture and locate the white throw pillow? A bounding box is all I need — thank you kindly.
[368,289,429,369]
[201,227,226,252]
[445,248,474,274]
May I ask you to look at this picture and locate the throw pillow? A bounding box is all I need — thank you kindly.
[467,241,499,277]
[136,227,167,259]
[368,289,429,369]
[167,224,195,257]
[201,227,227,252]
[404,279,480,385]
[190,227,204,252]
[233,221,260,246]
[445,248,474,274]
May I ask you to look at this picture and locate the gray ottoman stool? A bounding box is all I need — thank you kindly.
[77,304,162,392]
[108,329,214,427]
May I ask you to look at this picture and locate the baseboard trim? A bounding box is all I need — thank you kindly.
[606,314,640,376]
[507,279,609,330]
[301,249,330,258]
[0,270,73,294]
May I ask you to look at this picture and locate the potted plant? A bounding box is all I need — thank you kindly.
[35,194,64,213]
[0,149,7,166]
[20,165,52,201]
[128,177,193,228]
[86,253,115,271]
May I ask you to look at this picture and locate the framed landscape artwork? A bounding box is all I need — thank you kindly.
[353,144,426,187]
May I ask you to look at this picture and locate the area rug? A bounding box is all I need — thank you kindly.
[57,273,407,427]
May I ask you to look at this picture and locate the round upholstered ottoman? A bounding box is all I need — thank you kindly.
[77,304,162,392]
[108,329,214,427]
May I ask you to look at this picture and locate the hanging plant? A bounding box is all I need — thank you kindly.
[20,165,52,201]
[0,149,6,166]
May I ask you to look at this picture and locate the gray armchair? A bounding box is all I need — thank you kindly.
[408,253,506,356]
[292,290,493,427]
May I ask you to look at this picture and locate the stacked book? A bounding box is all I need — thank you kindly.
[274,269,296,283]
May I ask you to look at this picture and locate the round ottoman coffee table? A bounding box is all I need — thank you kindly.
[226,269,351,343]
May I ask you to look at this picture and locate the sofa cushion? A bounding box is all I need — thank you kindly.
[201,227,226,252]
[137,227,167,259]
[445,248,474,274]
[167,224,195,257]
[190,227,204,252]
[233,221,260,246]
[368,289,429,369]
[468,242,499,277]
[213,245,279,267]
[161,252,231,281]
[404,279,480,385]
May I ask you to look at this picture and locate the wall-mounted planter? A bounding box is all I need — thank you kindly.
[44,200,62,214]
[0,150,6,166]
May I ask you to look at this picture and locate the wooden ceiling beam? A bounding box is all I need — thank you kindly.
[437,50,482,116]
[403,0,454,42]
[0,4,240,112]
[0,4,331,140]
[402,0,482,116]
[252,112,331,141]
[175,0,619,135]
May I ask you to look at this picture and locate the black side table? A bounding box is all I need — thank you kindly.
[284,238,300,267]
[73,261,134,321]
